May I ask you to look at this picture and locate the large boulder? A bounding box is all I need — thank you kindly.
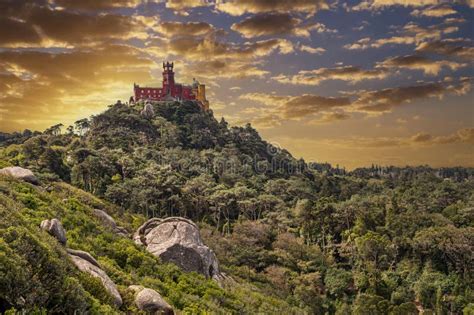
[40,218,67,245]
[0,166,38,184]
[129,285,173,314]
[141,101,155,118]
[134,217,221,281]
[93,209,128,237]
[67,249,122,307]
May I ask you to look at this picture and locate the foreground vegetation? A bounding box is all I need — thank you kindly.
[0,100,473,314]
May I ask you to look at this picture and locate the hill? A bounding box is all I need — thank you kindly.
[0,100,473,314]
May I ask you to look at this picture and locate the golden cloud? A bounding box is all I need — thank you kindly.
[52,0,141,10]
[416,39,474,60]
[272,66,389,86]
[216,0,329,16]
[343,21,462,50]
[299,45,326,54]
[378,55,466,75]
[0,45,155,131]
[352,0,473,10]
[411,4,457,17]
[164,0,209,11]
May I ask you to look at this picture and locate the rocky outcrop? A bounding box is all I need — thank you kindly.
[93,209,128,237]
[141,102,155,118]
[0,166,38,184]
[67,249,122,307]
[129,285,173,314]
[40,218,67,245]
[134,217,222,282]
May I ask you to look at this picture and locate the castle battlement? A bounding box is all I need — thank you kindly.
[130,62,209,110]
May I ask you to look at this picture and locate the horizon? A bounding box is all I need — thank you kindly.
[0,0,473,169]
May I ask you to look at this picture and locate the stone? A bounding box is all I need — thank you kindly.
[141,102,155,118]
[93,209,129,237]
[0,166,38,184]
[129,285,173,314]
[67,249,122,307]
[93,209,117,229]
[134,217,222,281]
[40,218,67,245]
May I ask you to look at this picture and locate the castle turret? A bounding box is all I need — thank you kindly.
[162,62,175,95]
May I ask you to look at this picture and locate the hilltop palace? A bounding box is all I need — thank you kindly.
[130,62,209,110]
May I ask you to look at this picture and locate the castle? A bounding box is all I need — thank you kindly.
[130,62,209,110]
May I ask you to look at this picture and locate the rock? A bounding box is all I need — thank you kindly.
[93,209,128,237]
[0,166,38,184]
[129,285,173,314]
[134,217,222,282]
[141,102,155,118]
[40,218,67,245]
[67,249,122,307]
[93,209,117,229]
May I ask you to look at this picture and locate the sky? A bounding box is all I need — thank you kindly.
[0,0,473,169]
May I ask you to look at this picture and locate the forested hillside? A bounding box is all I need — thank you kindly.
[0,100,473,314]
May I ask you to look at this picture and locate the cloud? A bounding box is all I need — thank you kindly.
[343,21,462,50]
[415,39,474,60]
[52,0,141,10]
[411,4,457,17]
[185,60,270,79]
[0,3,156,48]
[307,112,351,124]
[378,54,466,75]
[231,13,300,38]
[272,66,389,86]
[155,36,294,63]
[353,79,471,113]
[216,0,329,16]
[157,21,216,37]
[164,0,209,11]
[299,45,326,54]
[309,128,474,149]
[231,13,336,38]
[0,45,155,131]
[240,92,351,124]
[351,0,473,11]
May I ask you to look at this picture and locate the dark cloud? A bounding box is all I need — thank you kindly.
[353,80,471,113]
[0,17,42,47]
[231,13,333,38]
[231,13,300,38]
[157,21,216,37]
[0,2,155,47]
[240,92,351,120]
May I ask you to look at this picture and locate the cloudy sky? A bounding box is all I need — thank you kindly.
[0,0,473,169]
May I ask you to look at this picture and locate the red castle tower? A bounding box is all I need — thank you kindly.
[131,61,209,110]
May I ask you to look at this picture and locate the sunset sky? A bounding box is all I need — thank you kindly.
[0,0,473,169]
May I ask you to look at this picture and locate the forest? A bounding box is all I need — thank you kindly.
[0,100,472,314]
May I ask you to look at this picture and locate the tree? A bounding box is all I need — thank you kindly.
[74,118,90,136]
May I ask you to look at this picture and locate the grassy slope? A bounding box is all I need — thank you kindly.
[0,175,303,314]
